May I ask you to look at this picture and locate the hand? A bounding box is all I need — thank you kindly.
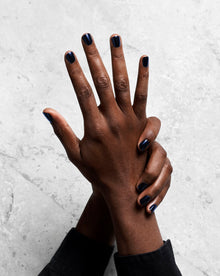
[136,142,173,214]
[43,33,160,200]
[43,33,169,254]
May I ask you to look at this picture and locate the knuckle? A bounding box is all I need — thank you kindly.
[53,122,68,138]
[145,169,158,183]
[89,122,107,141]
[157,194,163,203]
[158,147,167,159]
[114,77,129,93]
[110,122,121,136]
[153,185,161,195]
[78,86,92,100]
[135,93,147,103]
[113,52,123,59]
[86,48,99,58]
[95,75,110,90]
[164,159,173,174]
[109,117,124,135]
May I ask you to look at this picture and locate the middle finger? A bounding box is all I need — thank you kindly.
[81,33,116,110]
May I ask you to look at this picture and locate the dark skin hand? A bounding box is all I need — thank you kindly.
[76,140,172,247]
[43,33,173,254]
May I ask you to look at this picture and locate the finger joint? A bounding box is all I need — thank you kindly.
[114,77,129,93]
[95,75,110,90]
[78,86,92,100]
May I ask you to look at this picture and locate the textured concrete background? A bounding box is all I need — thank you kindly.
[0,0,220,275]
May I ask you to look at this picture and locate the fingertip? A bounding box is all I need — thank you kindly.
[81,33,93,45]
[142,56,149,68]
[42,108,58,124]
[138,138,150,152]
[137,197,142,207]
[64,50,72,59]
[43,111,53,124]
[110,34,121,48]
[64,51,76,64]
[149,204,157,214]
[43,107,53,114]
[110,33,120,38]
[136,182,149,193]
[145,206,152,215]
[42,108,64,126]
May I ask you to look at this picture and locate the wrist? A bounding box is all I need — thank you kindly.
[101,183,163,255]
[101,181,137,210]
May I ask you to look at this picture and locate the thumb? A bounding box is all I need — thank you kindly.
[43,107,81,164]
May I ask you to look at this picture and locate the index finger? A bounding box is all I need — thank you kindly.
[64,50,99,122]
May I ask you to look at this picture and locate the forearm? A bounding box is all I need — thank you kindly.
[103,185,163,256]
[76,192,114,246]
[39,192,114,276]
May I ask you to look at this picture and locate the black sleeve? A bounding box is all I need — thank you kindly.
[114,240,182,276]
[38,228,114,276]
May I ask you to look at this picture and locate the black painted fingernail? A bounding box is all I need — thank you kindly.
[149,204,157,213]
[140,195,151,206]
[43,112,53,124]
[65,52,75,64]
[139,139,150,151]
[137,182,149,193]
[111,35,121,47]
[142,56,149,67]
[82,33,93,45]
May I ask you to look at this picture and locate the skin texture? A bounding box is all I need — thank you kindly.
[43,33,173,255]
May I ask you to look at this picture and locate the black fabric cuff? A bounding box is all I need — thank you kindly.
[38,228,114,276]
[114,240,182,276]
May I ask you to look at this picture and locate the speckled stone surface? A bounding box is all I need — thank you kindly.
[0,0,220,275]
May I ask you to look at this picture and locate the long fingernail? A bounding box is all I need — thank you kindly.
[140,195,151,206]
[43,112,53,124]
[65,52,75,64]
[142,56,149,67]
[111,35,121,47]
[82,33,93,45]
[149,204,157,213]
[139,139,150,151]
[137,182,149,193]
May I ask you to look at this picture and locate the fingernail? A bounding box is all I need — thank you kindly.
[140,195,151,206]
[82,33,93,45]
[149,204,157,213]
[139,139,150,151]
[43,112,53,124]
[142,56,149,67]
[137,182,149,193]
[65,52,75,64]
[111,35,121,47]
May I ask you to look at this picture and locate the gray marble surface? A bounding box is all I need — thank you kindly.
[0,0,220,275]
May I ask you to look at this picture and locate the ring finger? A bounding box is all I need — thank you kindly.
[137,158,173,208]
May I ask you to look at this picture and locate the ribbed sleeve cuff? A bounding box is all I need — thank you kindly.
[114,240,182,276]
